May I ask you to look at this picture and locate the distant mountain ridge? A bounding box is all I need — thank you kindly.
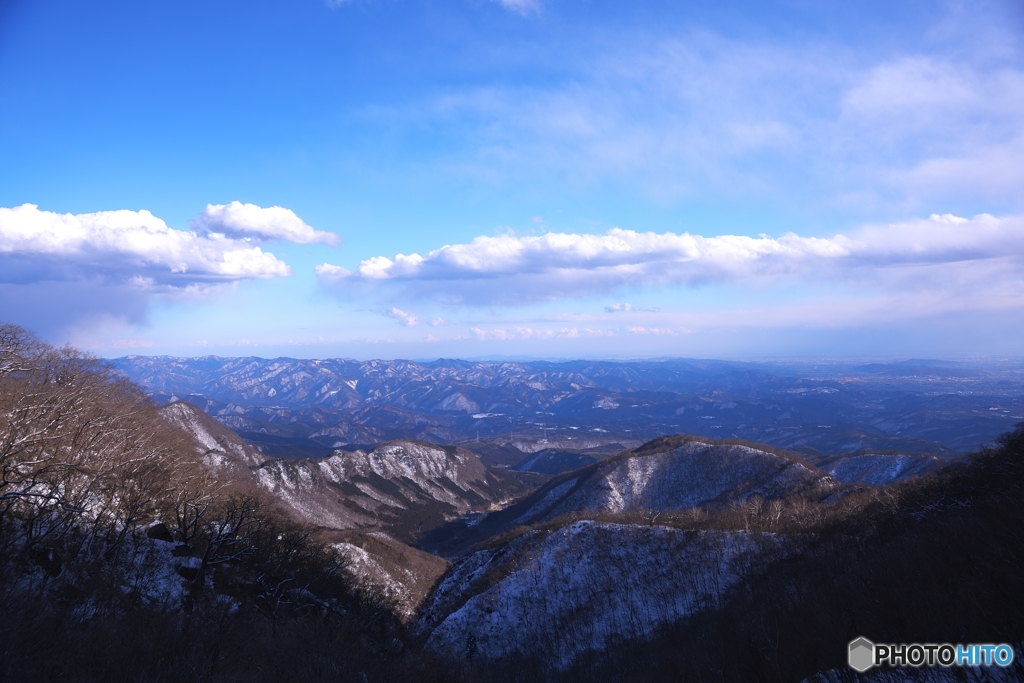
[112,355,1024,458]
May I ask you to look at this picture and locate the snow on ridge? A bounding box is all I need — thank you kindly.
[252,439,495,532]
[161,402,221,452]
[515,440,833,524]
[158,401,267,469]
[334,542,414,617]
[420,521,779,667]
[326,440,490,493]
[824,453,945,485]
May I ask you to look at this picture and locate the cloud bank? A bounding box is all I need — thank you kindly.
[316,213,1024,303]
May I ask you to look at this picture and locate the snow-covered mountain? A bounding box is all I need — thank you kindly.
[112,355,1024,458]
[158,395,972,652]
[515,437,834,525]
[415,521,780,667]
[160,403,523,615]
[420,436,837,554]
[253,439,511,541]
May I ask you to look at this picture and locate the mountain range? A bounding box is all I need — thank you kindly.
[112,355,1024,469]
[8,333,1021,681]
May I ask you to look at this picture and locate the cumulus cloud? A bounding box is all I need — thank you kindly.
[314,263,351,278]
[339,228,844,284]
[0,202,322,337]
[321,213,1023,302]
[386,307,419,327]
[316,213,1024,304]
[0,203,292,285]
[194,201,339,245]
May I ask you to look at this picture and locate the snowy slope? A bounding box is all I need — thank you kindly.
[417,521,779,667]
[254,439,507,540]
[510,439,835,526]
[817,452,949,485]
[159,401,267,470]
[323,530,449,620]
[158,407,489,611]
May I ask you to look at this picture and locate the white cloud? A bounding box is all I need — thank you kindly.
[316,213,1024,305]
[386,307,419,327]
[0,203,305,337]
[0,203,291,284]
[314,262,351,278]
[194,201,340,245]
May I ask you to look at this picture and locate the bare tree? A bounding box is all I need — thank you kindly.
[0,324,190,561]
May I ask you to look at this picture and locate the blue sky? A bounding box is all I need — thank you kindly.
[1,0,1022,359]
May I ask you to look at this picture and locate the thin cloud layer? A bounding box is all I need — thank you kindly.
[0,203,292,285]
[375,26,1024,208]
[194,201,340,245]
[316,214,1024,304]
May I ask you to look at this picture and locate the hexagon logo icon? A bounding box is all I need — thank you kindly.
[848,637,875,672]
